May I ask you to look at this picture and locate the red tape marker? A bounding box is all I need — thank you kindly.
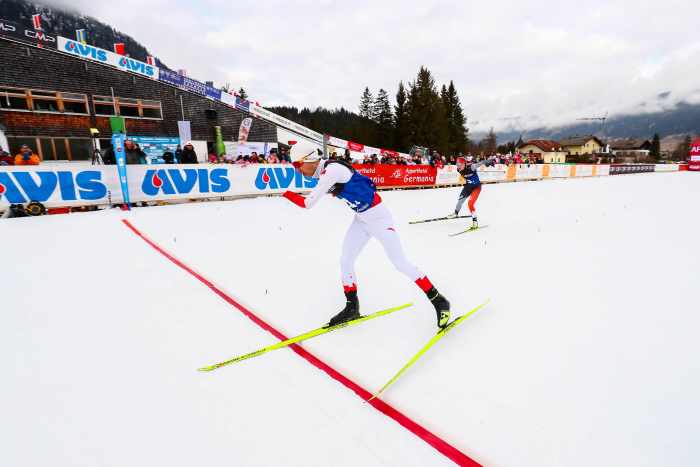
[121,219,481,466]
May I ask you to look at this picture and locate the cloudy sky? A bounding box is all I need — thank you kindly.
[49,0,700,132]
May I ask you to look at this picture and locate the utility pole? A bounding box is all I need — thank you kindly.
[576,112,608,151]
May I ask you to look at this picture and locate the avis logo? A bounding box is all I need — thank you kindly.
[254,167,318,190]
[0,171,106,203]
[142,169,230,196]
[64,40,108,62]
[118,57,155,77]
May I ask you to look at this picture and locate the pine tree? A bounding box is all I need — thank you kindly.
[394,82,409,151]
[483,128,498,155]
[359,87,374,120]
[405,66,448,154]
[650,133,661,160]
[440,81,468,155]
[373,89,393,147]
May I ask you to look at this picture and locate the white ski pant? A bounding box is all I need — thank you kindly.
[340,202,423,287]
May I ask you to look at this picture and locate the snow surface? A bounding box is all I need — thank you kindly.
[2,172,699,467]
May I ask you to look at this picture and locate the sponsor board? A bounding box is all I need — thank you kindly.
[220,91,236,106]
[610,164,655,175]
[0,168,110,205]
[129,136,181,164]
[436,165,461,185]
[159,68,185,87]
[574,165,594,177]
[0,19,56,48]
[690,140,700,170]
[182,76,207,96]
[654,164,680,172]
[354,165,436,187]
[114,55,158,79]
[0,164,320,208]
[252,106,324,142]
[516,164,543,180]
[58,36,157,79]
[436,165,509,185]
[253,166,317,191]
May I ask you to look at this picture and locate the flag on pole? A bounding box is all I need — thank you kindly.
[76,29,87,44]
[31,14,43,48]
[114,43,125,55]
[32,14,42,30]
[146,55,155,66]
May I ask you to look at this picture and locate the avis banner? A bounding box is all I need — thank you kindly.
[58,36,158,80]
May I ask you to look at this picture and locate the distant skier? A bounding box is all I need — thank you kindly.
[282,153,451,329]
[448,156,495,229]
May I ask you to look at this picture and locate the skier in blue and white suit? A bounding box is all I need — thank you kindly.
[283,152,451,329]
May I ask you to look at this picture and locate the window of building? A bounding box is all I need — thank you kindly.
[0,87,30,110]
[28,89,89,114]
[54,139,69,160]
[94,95,162,119]
[0,87,88,114]
[38,138,54,161]
[69,139,93,161]
[117,97,140,117]
[60,92,90,114]
[7,137,39,157]
[94,95,117,116]
[6,136,94,161]
[140,99,163,119]
[31,92,60,112]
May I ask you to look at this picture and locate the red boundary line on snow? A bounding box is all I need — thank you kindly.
[121,219,481,467]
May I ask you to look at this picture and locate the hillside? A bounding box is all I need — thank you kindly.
[0,0,165,67]
[476,101,700,143]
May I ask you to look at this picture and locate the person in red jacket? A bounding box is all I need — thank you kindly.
[0,146,13,166]
[14,145,40,165]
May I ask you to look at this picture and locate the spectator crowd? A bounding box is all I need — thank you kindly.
[0,140,537,168]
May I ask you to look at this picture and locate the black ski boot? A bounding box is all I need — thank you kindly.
[426,287,450,329]
[328,290,360,326]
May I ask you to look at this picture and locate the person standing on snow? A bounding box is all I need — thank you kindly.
[448,156,495,228]
[282,152,451,329]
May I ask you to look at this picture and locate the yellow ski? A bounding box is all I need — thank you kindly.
[198,303,413,372]
[369,300,490,401]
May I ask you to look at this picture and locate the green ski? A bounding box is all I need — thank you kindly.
[198,303,413,372]
[369,300,489,401]
[449,225,488,237]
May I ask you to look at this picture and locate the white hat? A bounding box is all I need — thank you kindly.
[292,150,322,164]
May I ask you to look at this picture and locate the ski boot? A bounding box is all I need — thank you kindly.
[470,217,479,230]
[446,211,458,219]
[328,290,360,326]
[426,287,451,329]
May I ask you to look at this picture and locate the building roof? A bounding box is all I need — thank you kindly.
[609,139,651,150]
[559,135,604,147]
[518,140,564,152]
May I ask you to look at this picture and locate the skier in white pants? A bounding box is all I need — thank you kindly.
[283,153,451,328]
